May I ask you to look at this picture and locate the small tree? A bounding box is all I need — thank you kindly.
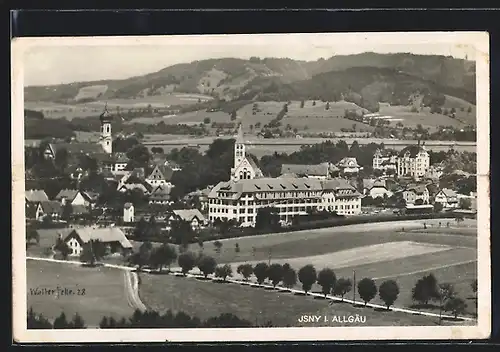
[253,262,269,284]
[235,243,240,253]
[444,297,468,319]
[325,102,330,110]
[149,243,177,272]
[312,101,316,106]
[459,198,472,209]
[61,202,73,222]
[298,264,317,294]
[467,106,472,114]
[129,241,153,271]
[333,277,352,301]
[378,280,400,310]
[215,264,232,282]
[80,239,106,266]
[357,278,377,306]
[214,240,223,254]
[53,312,69,329]
[282,263,297,289]
[203,117,211,124]
[197,255,217,278]
[471,279,478,296]
[439,283,457,302]
[237,264,254,281]
[434,202,444,213]
[55,237,71,260]
[317,268,336,298]
[300,100,305,108]
[178,252,196,276]
[411,273,440,306]
[267,263,284,288]
[68,313,86,329]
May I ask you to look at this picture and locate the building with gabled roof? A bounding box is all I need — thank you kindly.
[25,189,49,203]
[169,209,207,230]
[54,189,89,206]
[435,188,459,208]
[148,185,173,205]
[145,164,175,188]
[397,142,430,180]
[372,149,397,171]
[362,178,392,199]
[402,184,430,205]
[35,201,63,221]
[208,177,361,227]
[280,163,335,180]
[336,157,361,174]
[63,227,133,257]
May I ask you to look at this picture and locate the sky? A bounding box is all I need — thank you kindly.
[19,33,481,87]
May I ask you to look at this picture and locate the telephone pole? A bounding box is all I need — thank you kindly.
[268,249,272,266]
[353,270,356,305]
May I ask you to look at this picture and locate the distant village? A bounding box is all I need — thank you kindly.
[25,107,477,258]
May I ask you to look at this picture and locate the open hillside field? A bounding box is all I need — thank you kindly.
[375,103,472,131]
[176,219,477,317]
[74,85,109,101]
[442,95,477,125]
[24,93,213,120]
[26,260,135,326]
[237,100,374,134]
[138,270,440,327]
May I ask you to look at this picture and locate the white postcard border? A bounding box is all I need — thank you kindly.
[12,32,491,343]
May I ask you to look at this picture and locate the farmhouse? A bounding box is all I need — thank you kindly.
[63,227,133,257]
[95,152,130,175]
[396,143,430,180]
[169,209,207,230]
[434,188,459,208]
[55,189,89,206]
[363,178,392,199]
[43,142,105,160]
[25,189,49,204]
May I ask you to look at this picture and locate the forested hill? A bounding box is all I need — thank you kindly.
[24,52,475,108]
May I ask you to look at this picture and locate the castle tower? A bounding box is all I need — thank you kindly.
[99,104,113,154]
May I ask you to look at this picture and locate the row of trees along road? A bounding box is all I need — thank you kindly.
[53,236,475,320]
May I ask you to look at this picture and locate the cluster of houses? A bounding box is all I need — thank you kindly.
[26,107,477,257]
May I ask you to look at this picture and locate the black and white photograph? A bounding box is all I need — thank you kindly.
[12,32,490,342]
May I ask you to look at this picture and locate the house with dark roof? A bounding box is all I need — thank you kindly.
[362,178,392,199]
[280,163,337,180]
[35,201,63,221]
[25,190,49,203]
[148,185,173,205]
[94,152,130,175]
[63,227,133,257]
[145,164,175,188]
[336,157,361,174]
[396,143,430,180]
[43,142,105,160]
[402,184,430,205]
[372,149,397,171]
[435,188,459,208]
[55,189,89,206]
[168,209,207,230]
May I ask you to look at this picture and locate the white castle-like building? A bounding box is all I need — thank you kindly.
[208,125,362,227]
[396,142,430,180]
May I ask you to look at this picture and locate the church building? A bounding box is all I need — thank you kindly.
[230,125,263,182]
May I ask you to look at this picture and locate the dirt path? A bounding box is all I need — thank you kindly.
[26,256,474,323]
[123,270,147,312]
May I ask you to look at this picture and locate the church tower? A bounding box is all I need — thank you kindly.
[99,104,113,154]
[234,124,245,170]
[230,124,263,182]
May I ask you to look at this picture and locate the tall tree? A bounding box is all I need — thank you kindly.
[378,280,400,310]
[317,268,336,298]
[357,278,377,306]
[298,264,317,295]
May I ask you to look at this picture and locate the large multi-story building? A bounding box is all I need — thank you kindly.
[372,149,397,172]
[396,143,430,180]
[208,128,362,227]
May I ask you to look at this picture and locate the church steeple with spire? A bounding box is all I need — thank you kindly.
[230,124,263,182]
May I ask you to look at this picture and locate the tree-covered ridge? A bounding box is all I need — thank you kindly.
[24,53,475,104]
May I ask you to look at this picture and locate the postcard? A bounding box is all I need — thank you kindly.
[12,32,490,342]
